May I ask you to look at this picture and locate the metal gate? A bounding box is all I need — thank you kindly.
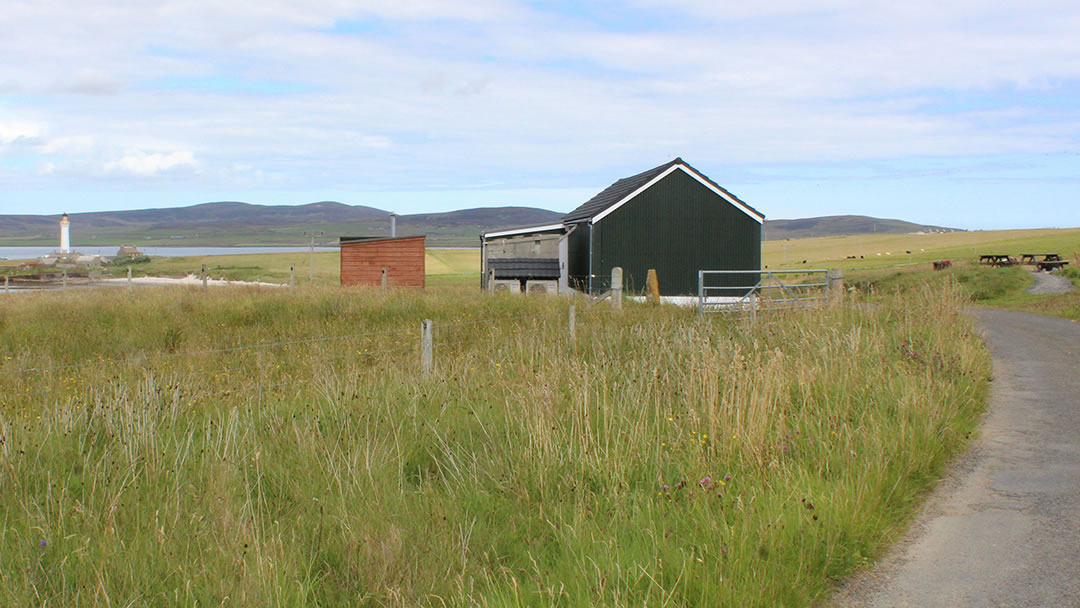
[698,269,830,316]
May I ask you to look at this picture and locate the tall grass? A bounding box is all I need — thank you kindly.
[0,283,988,606]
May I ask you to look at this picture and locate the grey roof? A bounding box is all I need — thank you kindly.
[561,158,762,223]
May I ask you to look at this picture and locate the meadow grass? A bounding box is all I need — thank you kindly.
[762,227,1080,272]
[0,280,988,606]
[849,260,1080,320]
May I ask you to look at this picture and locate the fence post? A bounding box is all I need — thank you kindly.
[611,267,623,312]
[421,319,433,377]
[3,275,8,292]
[62,270,68,290]
[381,268,388,293]
[749,292,757,325]
[289,265,296,295]
[201,265,208,291]
[828,268,844,307]
[488,269,496,294]
[646,269,660,304]
[568,304,576,342]
[127,266,133,291]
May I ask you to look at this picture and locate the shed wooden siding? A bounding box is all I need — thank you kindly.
[571,169,761,295]
[340,236,426,288]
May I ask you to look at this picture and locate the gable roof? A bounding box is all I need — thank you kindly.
[561,158,764,224]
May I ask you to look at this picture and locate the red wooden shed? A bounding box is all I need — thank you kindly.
[340,235,426,288]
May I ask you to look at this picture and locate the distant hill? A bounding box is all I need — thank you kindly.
[0,202,564,247]
[764,215,961,241]
[0,203,957,247]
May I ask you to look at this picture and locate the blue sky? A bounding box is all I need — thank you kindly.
[1,0,1078,230]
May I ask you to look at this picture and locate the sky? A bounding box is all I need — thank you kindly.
[1,0,1079,230]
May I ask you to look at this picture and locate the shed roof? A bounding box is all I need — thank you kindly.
[340,235,424,245]
[561,158,763,224]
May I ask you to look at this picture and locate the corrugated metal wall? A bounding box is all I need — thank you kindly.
[566,223,591,292]
[590,170,761,295]
[340,236,426,288]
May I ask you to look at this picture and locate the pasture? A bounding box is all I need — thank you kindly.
[0,279,988,606]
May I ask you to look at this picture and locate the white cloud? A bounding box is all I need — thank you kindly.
[0,0,1078,223]
[0,121,45,145]
[104,150,199,176]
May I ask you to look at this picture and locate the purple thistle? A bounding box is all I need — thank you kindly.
[39,539,46,547]
[699,476,712,488]
[723,475,732,482]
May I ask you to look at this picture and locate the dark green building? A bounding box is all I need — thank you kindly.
[479,158,763,296]
[564,158,764,296]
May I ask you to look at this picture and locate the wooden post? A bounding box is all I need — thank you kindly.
[646,269,660,304]
[62,270,68,290]
[828,268,844,307]
[611,267,623,312]
[289,265,296,295]
[488,269,496,294]
[201,265,208,291]
[127,266,133,291]
[381,268,388,293]
[421,319,433,377]
[3,275,8,292]
[568,304,576,342]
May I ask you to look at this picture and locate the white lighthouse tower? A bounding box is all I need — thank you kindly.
[59,213,71,254]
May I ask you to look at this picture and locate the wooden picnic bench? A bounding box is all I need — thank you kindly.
[1035,260,1069,272]
[1021,253,1062,265]
[980,254,1018,267]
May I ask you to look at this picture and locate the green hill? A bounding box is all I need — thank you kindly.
[0,202,564,247]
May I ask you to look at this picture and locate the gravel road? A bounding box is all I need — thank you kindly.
[1026,270,1075,295]
[828,309,1080,608]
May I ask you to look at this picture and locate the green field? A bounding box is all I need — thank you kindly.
[0,276,990,606]
[2,226,1076,605]
[763,227,1080,272]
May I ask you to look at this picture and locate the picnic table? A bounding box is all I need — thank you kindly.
[1036,260,1070,272]
[1020,253,1063,265]
[980,254,1018,267]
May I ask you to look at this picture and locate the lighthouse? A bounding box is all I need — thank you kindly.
[59,213,70,254]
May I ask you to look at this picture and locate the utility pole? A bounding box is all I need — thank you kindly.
[305,231,325,285]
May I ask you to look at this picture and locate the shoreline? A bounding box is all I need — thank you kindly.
[2,274,287,291]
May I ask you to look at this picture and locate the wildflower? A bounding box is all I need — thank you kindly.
[723,475,732,482]
[721,547,728,554]
[699,476,712,488]
[39,539,46,547]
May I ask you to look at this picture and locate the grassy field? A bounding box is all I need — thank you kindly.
[125,248,481,287]
[0,248,482,287]
[0,280,988,606]
[762,227,1080,272]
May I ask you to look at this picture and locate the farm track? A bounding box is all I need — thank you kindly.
[828,309,1080,608]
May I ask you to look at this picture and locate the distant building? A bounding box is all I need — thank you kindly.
[116,245,142,257]
[30,212,105,268]
[480,158,764,296]
[340,235,426,288]
[60,213,70,253]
